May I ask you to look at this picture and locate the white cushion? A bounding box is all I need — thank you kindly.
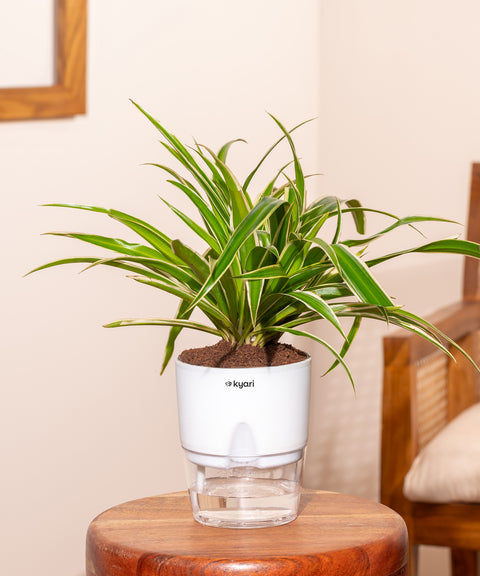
[403,403,480,503]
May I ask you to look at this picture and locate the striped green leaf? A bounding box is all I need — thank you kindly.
[45,232,166,260]
[331,244,393,306]
[236,265,287,280]
[161,197,221,254]
[188,196,285,311]
[104,317,225,338]
[161,300,192,374]
[367,238,480,268]
[286,290,346,339]
[260,325,355,389]
[344,215,458,248]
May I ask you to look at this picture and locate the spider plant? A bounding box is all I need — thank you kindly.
[29,102,480,386]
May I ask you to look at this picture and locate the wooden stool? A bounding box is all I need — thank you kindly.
[86,490,408,576]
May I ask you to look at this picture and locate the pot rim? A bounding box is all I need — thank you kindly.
[175,354,311,373]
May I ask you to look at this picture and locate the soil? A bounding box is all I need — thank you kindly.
[178,339,308,368]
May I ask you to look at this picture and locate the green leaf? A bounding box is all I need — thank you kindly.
[43,203,179,262]
[343,215,459,248]
[314,284,353,300]
[26,257,133,277]
[243,117,315,191]
[45,232,167,260]
[243,246,278,327]
[279,239,307,275]
[200,144,255,266]
[283,242,334,290]
[367,238,480,268]
[333,303,456,362]
[286,290,346,339]
[172,239,209,280]
[302,196,340,226]
[27,257,194,291]
[172,239,231,317]
[188,197,285,311]
[236,265,287,280]
[132,101,229,215]
[331,244,393,306]
[205,145,253,223]
[160,197,221,254]
[80,255,197,287]
[332,198,342,244]
[259,161,294,200]
[312,238,341,269]
[324,316,362,374]
[105,317,225,338]
[129,276,233,331]
[345,199,365,234]
[268,114,306,210]
[166,179,229,246]
[255,300,306,329]
[217,138,247,163]
[190,142,231,207]
[161,300,192,374]
[269,202,293,255]
[260,325,355,390]
[392,307,479,369]
[303,212,330,241]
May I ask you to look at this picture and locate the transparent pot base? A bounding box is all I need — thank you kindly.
[186,458,303,529]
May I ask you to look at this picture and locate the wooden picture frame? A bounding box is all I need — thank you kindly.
[0,0,87,120]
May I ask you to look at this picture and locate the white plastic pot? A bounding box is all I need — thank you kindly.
[176,356,311,528]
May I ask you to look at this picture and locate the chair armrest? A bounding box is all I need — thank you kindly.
[381,299,480,510]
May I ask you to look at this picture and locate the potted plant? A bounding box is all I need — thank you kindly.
[30,102,480,528]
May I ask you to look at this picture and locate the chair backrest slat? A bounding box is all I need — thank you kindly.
[463,163,480,301]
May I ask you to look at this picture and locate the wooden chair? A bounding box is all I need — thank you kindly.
[381,163,480,576]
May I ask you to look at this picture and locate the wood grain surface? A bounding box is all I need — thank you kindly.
[86,490,408,576]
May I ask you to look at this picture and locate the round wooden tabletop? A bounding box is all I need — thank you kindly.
[86,490,408,576]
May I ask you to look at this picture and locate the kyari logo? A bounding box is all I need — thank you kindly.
[225,379,255,389]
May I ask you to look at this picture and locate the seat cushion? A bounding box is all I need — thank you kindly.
[403,403,480,503]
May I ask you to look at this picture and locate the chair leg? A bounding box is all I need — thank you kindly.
[451,548,477,576]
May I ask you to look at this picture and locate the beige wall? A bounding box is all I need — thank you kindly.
[3,1,480,576]
[2,2,319,576]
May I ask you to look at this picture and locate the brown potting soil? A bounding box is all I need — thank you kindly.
[178,339,308,368]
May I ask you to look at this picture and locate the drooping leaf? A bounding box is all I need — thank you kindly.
[367,238,480,268]
[129,276,233,331]
[343,215,459,248]
[104,317,226,338]
[217,138,247,163]
[43,203,177,261]
[331,244,393,306]
[285,290,346,339]
[259,325,355,390]
[324,316,362,374]
[45,232,167,260]
[161,299,192,374]
[345,199,365,235]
